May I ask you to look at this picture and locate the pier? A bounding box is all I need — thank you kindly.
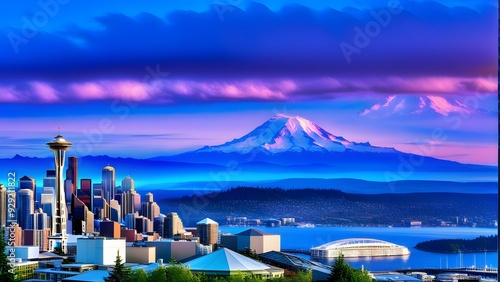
[394,267,498,279]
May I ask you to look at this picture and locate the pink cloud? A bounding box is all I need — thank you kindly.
[0,76,496,104]
[30,82,60,102]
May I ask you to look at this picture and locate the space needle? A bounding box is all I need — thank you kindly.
[47,134,72,254]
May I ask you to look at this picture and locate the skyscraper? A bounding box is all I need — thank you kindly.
[65,156,78,188]
[17,189,34,230]
[102,165,116,205]
[43,170,56,190]
[0,183,7,227]
[19,175,36,201]
[140,193,160,222]
[79,179,93,211]
[121,176,134,193]
[109,199,121,223]
[196,218,219,246]
[31,208,48,230]
[71,195,94,235]
[164,212,184,238]
[46,134,72,254]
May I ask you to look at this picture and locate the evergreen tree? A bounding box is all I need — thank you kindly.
[104,250,131,282]
[130,268,149,282]
[329,254,372,282]
[0,228,16,282]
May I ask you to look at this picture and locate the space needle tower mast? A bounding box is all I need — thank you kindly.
[47,134,72,254]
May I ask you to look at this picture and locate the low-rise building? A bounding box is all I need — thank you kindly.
[76,237,126,265]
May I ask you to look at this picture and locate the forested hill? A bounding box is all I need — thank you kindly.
[415,235,498,253]
[158,187,497,227]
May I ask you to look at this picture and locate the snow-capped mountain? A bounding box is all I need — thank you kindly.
[195,114,397,154]
[359,95,481,117]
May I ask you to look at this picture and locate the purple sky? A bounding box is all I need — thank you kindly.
[0,0,497,165]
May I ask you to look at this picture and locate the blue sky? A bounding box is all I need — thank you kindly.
[0,0,497,165]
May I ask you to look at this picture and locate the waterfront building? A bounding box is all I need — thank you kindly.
[310,238,410,259]
[259,251,331,281]
[143,239,204,261]
[221,228,281,254]
[185,248,284,278]
[197,218,219,246]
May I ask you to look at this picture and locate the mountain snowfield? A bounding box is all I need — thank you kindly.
[359,95,481,117]
[196,114,397,154]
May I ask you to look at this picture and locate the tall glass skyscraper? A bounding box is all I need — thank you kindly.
[17,189,34,230]
[102,165,116,205]
[19,175,36,201]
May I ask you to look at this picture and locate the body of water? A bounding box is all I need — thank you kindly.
[219,226,498,272]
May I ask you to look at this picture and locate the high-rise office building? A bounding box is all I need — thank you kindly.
[93,183,102,198]
[109,200,121,223]
[65,156,78,188]
[140,193,160,222]
[19,175,36,200]
[43,170,56,190]
[93,196,109,221]
[72,195,94,235]
[164,212,184,238]
[102,165,116,206]
[64,179,73,215]
[124,213,137,230]
[122,176,134,193]
[153,214,165,238]
[46,134,72,254]
[79,179,93,211]
[0,183,7,227]
[196,218,219,246]
[17,189,34,230]
[31,208,48,230]
[40,187,54,223]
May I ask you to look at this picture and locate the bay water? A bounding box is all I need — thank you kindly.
[219,226,498,271]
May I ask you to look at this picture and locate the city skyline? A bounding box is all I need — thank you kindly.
[0,0,497,166]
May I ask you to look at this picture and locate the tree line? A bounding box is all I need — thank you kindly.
[415,235,498,253]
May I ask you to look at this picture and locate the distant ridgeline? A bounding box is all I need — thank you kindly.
[415,235,498,253]
[158,187,498,227]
